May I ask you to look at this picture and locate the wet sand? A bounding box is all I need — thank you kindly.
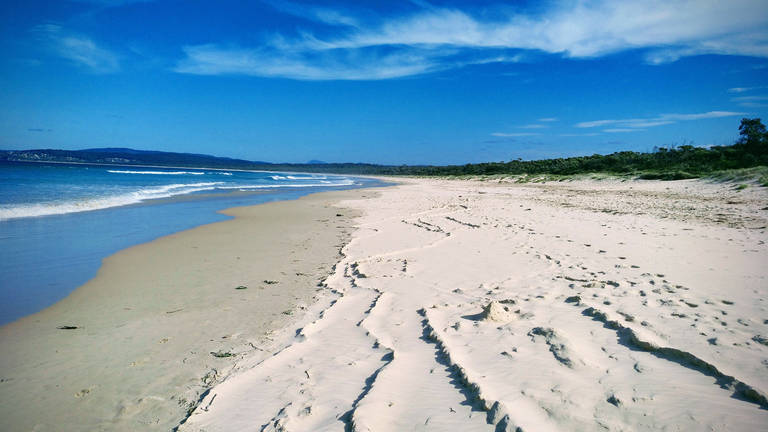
[0,188,378,431]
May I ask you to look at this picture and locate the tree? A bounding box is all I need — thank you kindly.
[738,118,768,153]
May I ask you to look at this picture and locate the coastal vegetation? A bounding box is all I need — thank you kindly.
[2,118,767,183]
[366,118,768,182]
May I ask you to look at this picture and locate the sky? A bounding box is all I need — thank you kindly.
[1,0,767,165]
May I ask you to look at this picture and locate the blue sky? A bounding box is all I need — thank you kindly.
[1,0,767,164]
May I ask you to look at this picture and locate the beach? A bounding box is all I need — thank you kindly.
[3,1,766,430]
[2,177,768,431]
[182,177,768,431]
[0,188,373,431]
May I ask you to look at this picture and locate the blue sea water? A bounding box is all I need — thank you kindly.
[0,161,381,325]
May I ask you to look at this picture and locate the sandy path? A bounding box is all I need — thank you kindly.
[183,177,768,431]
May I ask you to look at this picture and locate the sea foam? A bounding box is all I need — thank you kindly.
[0,182,223,221]
[286,175,326,180]
[0,179,357,220]
[107,170,205,175]
[218,180,355,190]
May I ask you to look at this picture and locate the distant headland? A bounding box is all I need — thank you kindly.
[2,118,766,181]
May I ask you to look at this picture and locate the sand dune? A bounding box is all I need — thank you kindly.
[182,177,768,431]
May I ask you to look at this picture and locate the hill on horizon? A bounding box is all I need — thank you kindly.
[1,118,767,181]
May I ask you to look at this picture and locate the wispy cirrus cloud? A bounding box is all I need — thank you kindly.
[306,1,768,60]
[33,24,119,73]
[576,111,743,130]
[69,0,155,6]
[175,0,768,80]
[576,119,673,128]
[731,95,768,107]
[493,117,557,137]
[733,96,768,101]
[491,132,541,137]
[728,85,768,93]
[176,45,455,80]
[659,112,747,121]
[174,43,522,80]
[260,0,360,27]
[559,132,601,137]
[728,85,768,107]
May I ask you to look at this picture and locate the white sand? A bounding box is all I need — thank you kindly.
[182,177,768,431]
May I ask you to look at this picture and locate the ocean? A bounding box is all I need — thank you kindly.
[0,161,381,325]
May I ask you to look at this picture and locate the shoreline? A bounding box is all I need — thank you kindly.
[0,162,368,223]
[0,187,385,431]
[0,162,388,325]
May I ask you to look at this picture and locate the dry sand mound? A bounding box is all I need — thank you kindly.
[480,300,516,322]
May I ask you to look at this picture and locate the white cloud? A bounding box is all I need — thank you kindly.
[624,120,675,127]
[576,119,616,128]
[68,0,158,9]
[175,0,768,80]
[491,132,541,137]
[261,0,359,27]
[577,111,743,130]
[580,119,673,129]
[34,24,119,73]
[658,111,745,121]
[728,85,768,93]
[306,1,768,59]
[731,95,768,102]
[518,124,548,129]
[538,117,558,122]
[175,45,452,80]
[174,44,519,80]
[604,128,641,133]
[731,95,768,107]
[559,132,601,137]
